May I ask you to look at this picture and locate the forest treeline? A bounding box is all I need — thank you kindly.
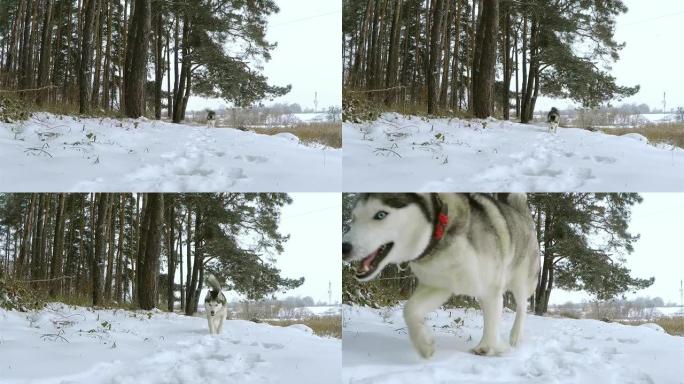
[342,0,639,120]
[0,193,303,313]
[0,0,289,120]
[342,193,654,314]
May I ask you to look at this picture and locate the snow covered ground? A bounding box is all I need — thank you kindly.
[0,113,340,191]
[0,303,340,384]
[641,113,677,124]
[293,113,328,123]
[342,304,684,384]
[343,113,684,191]
[286,306,342,318]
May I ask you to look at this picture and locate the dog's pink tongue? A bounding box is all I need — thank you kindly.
[362,250,378,271]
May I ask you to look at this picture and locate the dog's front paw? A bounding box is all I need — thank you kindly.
[410,326,435,359]
[471,342,508,356]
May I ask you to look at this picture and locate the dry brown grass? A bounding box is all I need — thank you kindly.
[558,310,582,320]
[619,317,684,337]
[600,123,684,149]
[264,315,341,339]
[251,122,341,148]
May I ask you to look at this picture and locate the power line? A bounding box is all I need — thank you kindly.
[620,9,684,27]
[282,205,339,220]
[269,10,341,28]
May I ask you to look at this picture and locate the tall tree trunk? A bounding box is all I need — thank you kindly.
[75,195,86,296]
[535,212,553,315]
[92,193,108,306]
[193,265,203,313]
[166,24,172,118]
[438,0,451,110]
[137,194,164,310]
[19,0,34,92]
[166,197,175,311]
[36,0,54,105]
[120,0,129,107]
[514,28,520,118]
[178,215,184,309]
[427,0,444,114]
[79,0,98,114]
[30,194,45,284]
[180,67,191,118]
[48,193,66,297]
[90,0,103,107]
[172,15,189,123]
[501,2,511,120]
[185,209,201,316]
[123,0,151,118]
[101,0,112,109]
[4,0,26,82]
[16,194,37,279]
[472,0,499,118]
[184,205,192,312]
[104,196,116,302]
[115,194,125,302]
[135,194,148,306]
[384,0,402,106]
[154,3,163,120]
[449,0,462,110]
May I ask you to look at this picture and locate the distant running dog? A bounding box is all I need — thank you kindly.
[207,110,216,128]
[343,193,540,357]
[547,107,560,133]
[205,274,227,335]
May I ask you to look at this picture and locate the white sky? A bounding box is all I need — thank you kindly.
[549,193,684,305]
[208,193,341,305]
[186,0,342,112]
[535,0,684,112]
[272,193,341,304]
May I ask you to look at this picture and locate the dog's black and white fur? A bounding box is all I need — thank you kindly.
[547,107,560,133]
[204,274,227,335]
[207,110,216,128]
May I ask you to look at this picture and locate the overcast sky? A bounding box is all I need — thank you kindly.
[187,0,341,112]
[550,193,684,305]
[217,193,340,305]
[536,0,684,112]
[272,193,341,304]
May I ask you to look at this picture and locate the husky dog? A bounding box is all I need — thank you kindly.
[342,193,540,358]
[547,107,560,133]
[204,274,228,335]
[207,110,216,128]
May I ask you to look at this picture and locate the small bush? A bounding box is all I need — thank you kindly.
[559,310,582,319]
[0,277,45,311]
[0,94,31,123]
[265,315,341,339]
[343,93,382,123]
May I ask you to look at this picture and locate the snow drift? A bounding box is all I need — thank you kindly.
[0,303,340,384]
[0,113,340,192]
[343,113,684,192]
[342,304,684,384]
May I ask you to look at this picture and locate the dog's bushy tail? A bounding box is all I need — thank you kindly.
[206,274,222,291]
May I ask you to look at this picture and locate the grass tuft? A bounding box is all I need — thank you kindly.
[264,315,341,339]
[252,122,341,148]
[618,317,684,337]
[600,123,684,149]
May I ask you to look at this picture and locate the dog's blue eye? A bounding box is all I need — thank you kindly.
[374,211,388,220]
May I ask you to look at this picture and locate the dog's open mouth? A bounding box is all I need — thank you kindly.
[355,242,393,279]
